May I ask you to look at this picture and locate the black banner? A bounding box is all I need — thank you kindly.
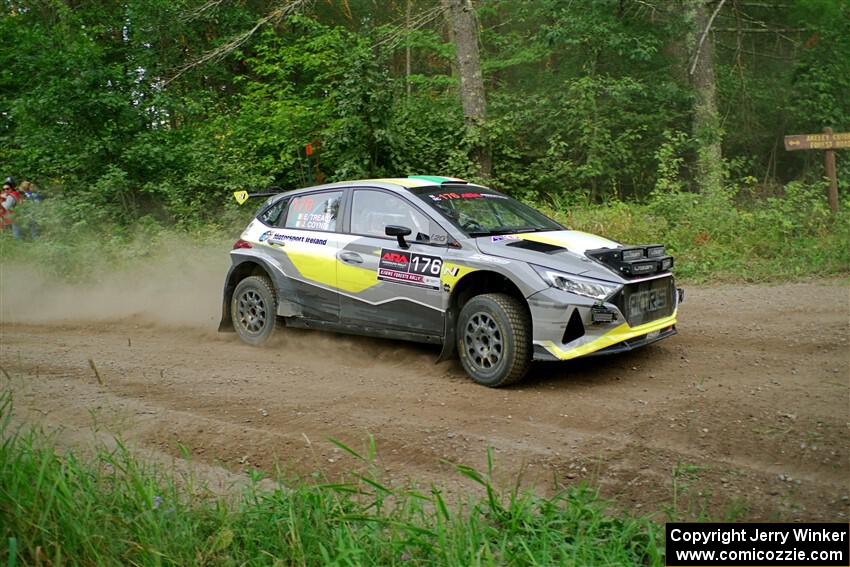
[666,523,849,566]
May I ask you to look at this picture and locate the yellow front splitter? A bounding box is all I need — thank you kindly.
[536,311,678,361]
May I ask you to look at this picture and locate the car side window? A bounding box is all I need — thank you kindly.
[284,191,342,232]
[351,190,439,244]
[258,198,289,227]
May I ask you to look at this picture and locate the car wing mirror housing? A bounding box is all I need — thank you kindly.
[385,225,412,249]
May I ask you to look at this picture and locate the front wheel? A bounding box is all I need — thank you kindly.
[457,293,531,387]
[231,275,277,346]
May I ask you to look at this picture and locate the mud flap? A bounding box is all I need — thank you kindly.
[218,287,235,332]
[436,309,457,363]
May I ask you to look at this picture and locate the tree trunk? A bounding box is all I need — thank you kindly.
[442,0,491,178]
[687,0,724,193]
[405,0,412,97]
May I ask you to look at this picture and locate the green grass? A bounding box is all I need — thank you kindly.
[0,394,662,566]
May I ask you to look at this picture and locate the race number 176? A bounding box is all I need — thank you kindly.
[410,255,442,276]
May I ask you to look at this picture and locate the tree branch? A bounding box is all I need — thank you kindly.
[166,0,314,85]
[689,0,727,76]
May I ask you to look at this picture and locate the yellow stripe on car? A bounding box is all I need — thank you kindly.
[517,230,619,253]
[336,259,380,293]
[441,262,477,291]
[283,248,377,294]
[537,311,677,360]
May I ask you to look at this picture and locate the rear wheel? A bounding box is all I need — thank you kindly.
[231,275,277,345]
[457,293,530,387]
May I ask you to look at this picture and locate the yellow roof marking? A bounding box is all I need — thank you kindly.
[369,178,433,188]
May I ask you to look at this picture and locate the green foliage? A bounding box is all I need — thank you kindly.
[3,177,845,284]
[0,0,847,280]
[542,180,849,282]
[0,394,662,566]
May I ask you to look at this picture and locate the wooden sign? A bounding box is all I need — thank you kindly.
[784,131,850,151]
[784,127,845,213]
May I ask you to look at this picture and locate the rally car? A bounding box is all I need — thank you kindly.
[219,175,682,387]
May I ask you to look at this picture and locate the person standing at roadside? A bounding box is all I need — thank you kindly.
[18,180,42,239]
[0,176,22,239]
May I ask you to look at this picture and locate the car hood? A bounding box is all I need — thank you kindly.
[474,230,626,282]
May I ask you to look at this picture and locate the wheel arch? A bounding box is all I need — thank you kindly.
[218,258,277,332]
[437,269,531,362]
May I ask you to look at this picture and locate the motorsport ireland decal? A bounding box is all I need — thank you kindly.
[259,230,328,246]
[378,249,442,290]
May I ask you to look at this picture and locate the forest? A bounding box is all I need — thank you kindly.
[1,4,849,564]
[0,0,848,279]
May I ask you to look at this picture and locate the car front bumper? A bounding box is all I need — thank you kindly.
[527,278,681,362]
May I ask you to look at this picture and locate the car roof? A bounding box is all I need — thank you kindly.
[266,176,474,202]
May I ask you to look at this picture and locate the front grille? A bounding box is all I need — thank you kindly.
[611,276,675,327]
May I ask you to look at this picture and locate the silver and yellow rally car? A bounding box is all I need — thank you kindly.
[219,175,682,387]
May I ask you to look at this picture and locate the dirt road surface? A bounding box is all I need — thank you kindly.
[1,258,848,521]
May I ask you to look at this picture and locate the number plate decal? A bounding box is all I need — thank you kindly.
[378,248,442,290]
[627,289,667,318]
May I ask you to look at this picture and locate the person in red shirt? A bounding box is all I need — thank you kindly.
[1,176,23,239]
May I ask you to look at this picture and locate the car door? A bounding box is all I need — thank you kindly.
[260,190,345,322]
[337,188,448,337]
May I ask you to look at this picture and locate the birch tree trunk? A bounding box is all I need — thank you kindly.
[442,0,491,178]
[687,0,724,193]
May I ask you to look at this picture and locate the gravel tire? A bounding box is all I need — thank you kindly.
[457,293,531,387]
[231,275,277,346]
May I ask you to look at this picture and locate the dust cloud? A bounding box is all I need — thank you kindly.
[0,244,230,329]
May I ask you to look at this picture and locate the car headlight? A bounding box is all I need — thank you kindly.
[532,266,622,301]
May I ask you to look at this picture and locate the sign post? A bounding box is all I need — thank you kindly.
[784,127,848,213]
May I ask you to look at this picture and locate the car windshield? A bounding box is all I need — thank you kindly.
[413,186,563,237]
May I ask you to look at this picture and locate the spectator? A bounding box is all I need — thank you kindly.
[18,180,42,239]
[0,176,22,240]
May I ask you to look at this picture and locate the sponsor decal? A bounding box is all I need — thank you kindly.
[260,231,328,246]
[491,234,521,242]
[631,262,655,273]
[378,248,442,290]
[429,192,507,201]
[467,253,511,265]
[430,233,448,244]
[442,266,460,277]
[379,250,410,271]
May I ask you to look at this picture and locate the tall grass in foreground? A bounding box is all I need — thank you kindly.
[0,394,662,566]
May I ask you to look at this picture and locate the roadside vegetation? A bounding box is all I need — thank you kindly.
[1,178,846,283]
[0,1,848,284]
[0,395,662,566]
[0,3,846,564]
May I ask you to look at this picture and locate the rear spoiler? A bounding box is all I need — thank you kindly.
[232,186,285,205]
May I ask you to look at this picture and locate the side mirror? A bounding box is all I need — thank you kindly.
[385,225,412,249]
